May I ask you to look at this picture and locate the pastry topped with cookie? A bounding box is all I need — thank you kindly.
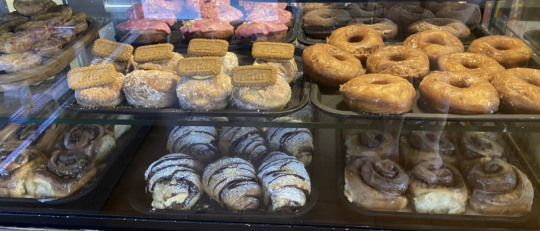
[67,64,126,108]
[187,39,238,76]
[90,39,135,74]
[134,43,183,74]
[252,42,297,83]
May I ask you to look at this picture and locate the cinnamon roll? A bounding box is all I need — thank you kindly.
[218,127,268,166]
[345,130,398,163]
[409,160,468,214]
[400,131,457,169]
[345,157,409,211]
[145,153,204,210]
[60,125,116,164]
[457,132,504,174]
[0,123,69,157]
[0,148,47,197]
[167,125,220,164]
[265,121,313,166]
[467,159,533,215]
[25,150,97,198]
[202,157,262,210]
[257,152,311,212]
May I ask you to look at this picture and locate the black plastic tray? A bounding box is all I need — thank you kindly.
[0,126,149,209]
[58,48,309,117]
[116,6,298,47]
[336,129,540,222]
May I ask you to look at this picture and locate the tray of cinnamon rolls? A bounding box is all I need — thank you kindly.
[0,119,148,207]
[128,118,316,217]
[338,127,540,220]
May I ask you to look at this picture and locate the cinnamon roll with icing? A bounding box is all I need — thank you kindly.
[0,148,47,197]
[219,127,268,166]
[467,159,533,215]
[400,131,457,169]
[457,132,504,174]
[344,157,409,211]
[25,150,97,198]
[257,152,311,212]
[409,160,468,214]
[145,153,204,210]
[265,120,313,166]
[202,157,262,210]
[345,130,398,163]
[59,125,116,164]
[167,126,220,164]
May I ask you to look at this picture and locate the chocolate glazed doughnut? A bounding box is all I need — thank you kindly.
[344,157,409,211]
[468,35,533,69]
[346,3,385,18]
[347,18,398,40]
[467,159,534,215]
[327,25,385,62]
[387,3,435,33]
[404,29,464,69]
[345,130,398,162]
[419,71,500,114]
[492,68,540,114]
[436,3,481,29]
[367,45,430,85]
[438,53,505,82]
[302,43,365,86]
[302,9,352,39]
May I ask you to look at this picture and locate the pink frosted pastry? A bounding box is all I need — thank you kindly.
[144,0,184,14]
[246,8,292,27]
[201,4,244,27]
[126,3,177,26]
[244,2,287,12]
[181,18,234,41]
[185,0,229,13]
[235,21,288,42]
[116,19,171,44]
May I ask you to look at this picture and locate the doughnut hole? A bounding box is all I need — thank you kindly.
[349,35,364,43]
[452,80,473,88]
[425,37,446,46]
[388,55,406,62]
[371,80,389,85]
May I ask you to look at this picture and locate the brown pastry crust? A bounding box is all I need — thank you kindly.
[13,0,52,16]
[327,25,385,62]
[457,132,503,174]
[347,18,398,40]
[176,72,233,110]
[366,45,429,85]
[15,20,53,43]
[408,18,470,39]
[51,29,76,45]
[32,39,62,58]
[302,9,351,39]
[254,58,297,84]
[0,32,34,54]
[468,35,532,69]
[116,30,168,44]
[0,51,42,73]
[438,53,504,82]
[75,73,126,107]
[61,124,116,164]
[0,148,47,197]
[404,29,464,68]
[123,70,180,108]
[46,4,72,21]
[302,43,365,86]
[233,75,291,110]
[387,3,435,33]
[62,17,88,35]
[491,68,540,114]
[31,12,66,26]
[0,12,29,30]
[183,30,234,43]
[340,74,416,114]
[436,3,481,29]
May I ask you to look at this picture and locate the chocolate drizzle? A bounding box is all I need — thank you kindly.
[167,126,219,164]
[220,127,268,166]
[48,150,93,179]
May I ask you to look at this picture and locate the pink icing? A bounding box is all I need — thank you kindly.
[201,5,243,22]
[116,19,172,34]
[244,2,287,12]
[143,0,184,14]
[246,8,291,25]
[126,3,177,26]
[180,18,234,34]
[235,21,287,38]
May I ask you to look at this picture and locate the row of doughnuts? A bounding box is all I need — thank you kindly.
[344,129,534,215]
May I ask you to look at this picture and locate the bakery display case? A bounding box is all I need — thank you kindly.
[1,0,540,230]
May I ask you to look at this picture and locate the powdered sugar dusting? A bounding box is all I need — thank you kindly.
[123,70,180,107]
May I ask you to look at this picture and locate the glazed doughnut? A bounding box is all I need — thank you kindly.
[327,25,385,62]
[408,18,471,39]
[303,3,345,14]
[346,3,385,18]
[347,18,397,40]
[404,29,464,68]
[387,3,435,33]
[366,46,430,85]
[438,53,504,82]
[340,74,416,114]
[436,3,481,29]
[468,35,532,69]
[302,43,366,86]
[302,9,351,39]
[419,71,499,114]
[492,68,540,114]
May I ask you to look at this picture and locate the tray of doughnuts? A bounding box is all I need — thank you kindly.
[127,122,317,218]
[336,127,540,221]
[57,39,309,117]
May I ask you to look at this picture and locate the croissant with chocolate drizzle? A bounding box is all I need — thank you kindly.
[167,125,220,164]
[257,152,311,212]
[25,150,97,198]
[202,157,262,211]
[408,159,468,214]
[61,125,116,164]
[0,148,47,197]
[344,157,409,211]
[345,130,398,163]
[219,127,268,166]
[458,132,504,174]
[145,153,204,210]
[467,159,533,215]
[400,131,457,169]
[265,120,313,166]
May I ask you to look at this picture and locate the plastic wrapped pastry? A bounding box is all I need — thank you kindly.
[345,130,398,163]
[145,153,204,210]
[265,119,313,166]
[0,148,47,197]
[202,157,262,210]
[400,131,457,169]
[219,127,268,166]
[257,152,311,212]
[167,125,220,164]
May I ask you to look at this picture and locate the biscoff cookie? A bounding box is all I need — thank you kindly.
[67,64,116,90]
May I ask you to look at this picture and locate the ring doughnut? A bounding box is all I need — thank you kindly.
[468,35,532,69]
[436,3,481,29]
[302,9,351,39]
[346,3,385,18]
[492,68,540,114]
[348,18,398,40]
[366,45,429,85]
[408,18,470,39]
[303,3,345,14]
[404,29,464,68]
[302,43,365,86]
[387,3,435,33]
[327,25,384,62]
[438,53,504,82]
[419,71,499,114]
[424,2,458,13]
[340,74,416,114]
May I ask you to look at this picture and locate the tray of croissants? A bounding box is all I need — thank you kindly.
[57,38,309,117]
[339,127,540,220]
[0,117,146,204]
[128,118,316,217]
[0,0,98,88]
